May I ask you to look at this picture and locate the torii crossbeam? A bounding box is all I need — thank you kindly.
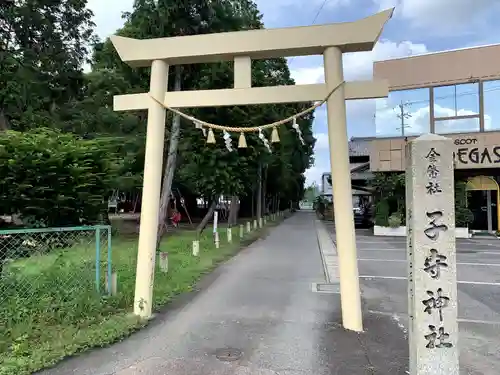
[110,8,394,331]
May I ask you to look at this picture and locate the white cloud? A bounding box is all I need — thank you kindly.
[291,39,429,184]
[88,0,133,40]
[375,103,492,136]
[256,0,351,26]
[314,132,330,151]
[305,166,325,188]
[374,0,499,35]
[343,40,428,80]
[291,66,324,85]
[289,39,428,84]
[256,0,349,8]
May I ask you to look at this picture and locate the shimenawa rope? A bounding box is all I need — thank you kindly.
[147,80,345,133]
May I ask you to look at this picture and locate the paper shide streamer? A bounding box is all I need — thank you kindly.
[147,81,346,151]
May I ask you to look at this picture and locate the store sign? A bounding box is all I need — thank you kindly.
[453,137,500,166]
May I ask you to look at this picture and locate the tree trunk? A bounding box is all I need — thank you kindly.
[196,200,217,237]
[0,110,9,131]
[251,189,254,218]
[262,166,267,216]
[228,195,239,226]
[256,163,262,219]
[157,65,182,247]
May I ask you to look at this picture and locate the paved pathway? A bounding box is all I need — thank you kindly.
[324,223,500,375]
[39,212,407,375]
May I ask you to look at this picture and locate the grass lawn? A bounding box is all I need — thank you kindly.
[0,217,284,375]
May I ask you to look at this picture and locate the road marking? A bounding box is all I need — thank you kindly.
[458,280,500,286]
[360,275,500,286]
[357,240,500,247]
[358,247,406,254]
[367,310,500,325]
[357,258,500,267]
[357,241,405,245]
[457,318,500,325]
[358,248,500,255]
[311,282,340,294]
[474,252,500,256]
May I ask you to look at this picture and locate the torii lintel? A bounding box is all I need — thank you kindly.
[110,8,394,67]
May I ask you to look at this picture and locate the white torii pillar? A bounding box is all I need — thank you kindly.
[324,47,362,331]
[134,60,169,317]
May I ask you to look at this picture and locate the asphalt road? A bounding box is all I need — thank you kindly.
[325,224,500,375]
[39,212,407,375]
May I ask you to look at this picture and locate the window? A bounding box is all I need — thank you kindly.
[433,83,479,118]
[483,79,500,131]
[375,88,430,137]
[434,117,480,134]
[433,83,480,134]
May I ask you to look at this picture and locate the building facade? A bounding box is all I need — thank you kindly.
[321,138,374,225]
[370,43,500,233]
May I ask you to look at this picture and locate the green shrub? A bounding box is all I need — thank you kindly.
[372,173,405,226]
[372,174,474,228]
[374,198,390,226]
[454,180,473,227]
[0,129,115,228]
[388,212,402,228]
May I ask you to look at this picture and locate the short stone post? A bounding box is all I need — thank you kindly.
[253,219,257,229]
[213,210,218,234]
[227,227,232,243]
[263,216,267,225]
[192,240,199,256]
[406,134,458,375]
[159,252,168,273]
[213,210,219,248]
[246,221,251,233]
[258,217,263,228]
[105,271,118,295]
[239,224,244,238]
[214,231,220,249]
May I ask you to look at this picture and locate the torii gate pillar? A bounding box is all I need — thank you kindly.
[324,47,362,331]
[134,60,169,318]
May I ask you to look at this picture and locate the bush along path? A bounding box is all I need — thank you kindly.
[0,212,290,375]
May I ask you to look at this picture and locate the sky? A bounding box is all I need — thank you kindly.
[86,0,500,186]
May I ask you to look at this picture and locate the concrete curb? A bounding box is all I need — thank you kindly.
[314,219,339,283]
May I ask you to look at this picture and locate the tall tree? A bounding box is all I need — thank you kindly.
[86,0,315,227]
[0,0,96,130]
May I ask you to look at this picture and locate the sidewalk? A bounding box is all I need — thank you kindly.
[38,212,408,375]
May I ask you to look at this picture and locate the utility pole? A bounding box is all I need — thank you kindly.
[396,100,412,136]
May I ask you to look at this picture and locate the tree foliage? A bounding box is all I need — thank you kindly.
[0,0,96,130]
[0,129,113,227]
[0,0,316,226]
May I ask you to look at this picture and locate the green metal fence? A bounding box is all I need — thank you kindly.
[0,225,112,307]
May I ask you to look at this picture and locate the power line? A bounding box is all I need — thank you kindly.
[375,84,500,111]
[311,0,331,24]
[287,0,331,67]
[395,100,412,136]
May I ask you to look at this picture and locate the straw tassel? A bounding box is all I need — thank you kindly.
[271,126,280,143]
[238,132,247,148]
[206,128,216,144]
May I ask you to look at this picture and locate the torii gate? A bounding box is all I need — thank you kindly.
[110,8,394,332]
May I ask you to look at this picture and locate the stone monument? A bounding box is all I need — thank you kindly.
[406,134,459,375]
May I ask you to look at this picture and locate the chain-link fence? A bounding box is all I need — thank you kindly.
[0,226,112,348]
